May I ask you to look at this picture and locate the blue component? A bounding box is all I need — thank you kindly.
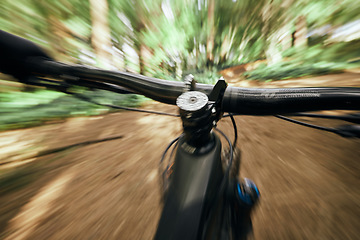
[237,182,253,205]
[236,179,260,206]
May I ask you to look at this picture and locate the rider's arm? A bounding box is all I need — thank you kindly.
[0,30,53,81]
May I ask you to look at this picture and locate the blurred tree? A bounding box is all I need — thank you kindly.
[111,0,164,75]
[293,15,308,47]
[206,0,215,68]
[89,0,112,69]
[1,0,359,78]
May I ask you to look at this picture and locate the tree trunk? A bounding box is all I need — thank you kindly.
[281,30,292,50]
[139,55,144,75]
[113,43,126,71]
[134,41,145,75]
[196,44,200,70]
[89,0,112,69]
[206,0,215,68]
[182,55,188,72]
[294,15,307,47]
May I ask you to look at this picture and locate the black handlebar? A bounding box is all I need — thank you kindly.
[27,59,360,115]
[16,59,360,115]
[1,31,359,115]
[222,86,360,115]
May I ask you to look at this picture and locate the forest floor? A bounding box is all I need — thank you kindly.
[1,69,360,240]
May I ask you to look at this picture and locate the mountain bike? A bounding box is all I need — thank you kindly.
[1,31,360,240]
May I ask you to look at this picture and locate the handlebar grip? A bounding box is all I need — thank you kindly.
[222,86,360,115]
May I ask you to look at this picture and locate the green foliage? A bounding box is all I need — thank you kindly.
[152,71,178,82]
[0,89,146,131]
[243,61,346,81]
[244,36,360,81]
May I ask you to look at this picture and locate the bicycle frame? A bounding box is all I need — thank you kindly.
[154,133,225,240]
[154,82,260,240]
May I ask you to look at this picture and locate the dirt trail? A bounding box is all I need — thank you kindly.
[0,71,360,239]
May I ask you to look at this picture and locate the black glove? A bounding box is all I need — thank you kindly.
[0,30,53,81]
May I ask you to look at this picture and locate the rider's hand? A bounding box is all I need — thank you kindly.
[0,30,53,81]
